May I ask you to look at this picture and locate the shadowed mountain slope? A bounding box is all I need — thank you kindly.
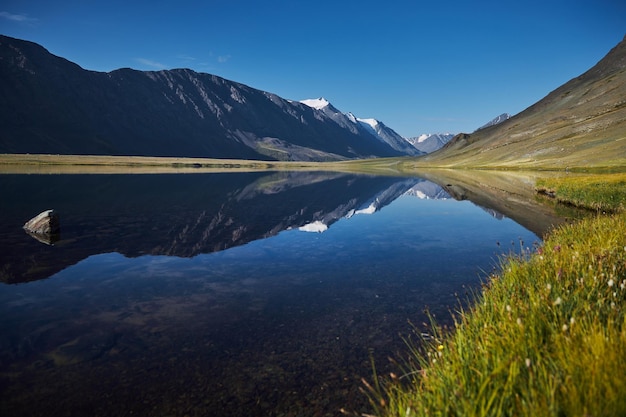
[416,35,626,169]
[0,35,407,161]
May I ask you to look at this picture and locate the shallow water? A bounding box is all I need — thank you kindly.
[0,172,542,416]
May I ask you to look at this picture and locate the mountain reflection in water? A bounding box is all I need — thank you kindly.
[0,172,546,417]
[1,172,425,283]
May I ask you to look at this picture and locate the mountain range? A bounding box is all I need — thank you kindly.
[405,133,456,153]
[418,35,626,169]
[405,112,512,154]
[300,97,421,155]
[3,33,623,167]
[0,35,418,161]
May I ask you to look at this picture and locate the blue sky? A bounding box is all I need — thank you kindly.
[1,1,624,137]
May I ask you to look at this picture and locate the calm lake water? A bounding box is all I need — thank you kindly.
[0,172,544,416]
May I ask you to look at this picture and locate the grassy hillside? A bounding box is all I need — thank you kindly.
[408,36,626,170]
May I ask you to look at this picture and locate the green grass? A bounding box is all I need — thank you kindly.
[365,175,626,417]
[536,173,626,212]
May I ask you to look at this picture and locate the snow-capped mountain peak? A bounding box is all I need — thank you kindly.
[346,112,358,123]
[416,133,430,143]
[476,113,511,131]
[299,98,423,156]
[405,133,455,153]
[357,118,379,130]
[300,97,330,110]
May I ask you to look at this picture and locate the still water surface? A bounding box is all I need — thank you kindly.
[0,172,542,416]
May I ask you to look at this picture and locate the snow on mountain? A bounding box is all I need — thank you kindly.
[355,117,421,155]
[300,98,423,156]
[404,114,511,154]
[356,117,378,132]
[405,133,455,154]
[299,220,329,233]
[476,113,511,131]
[404,181,451,199]
[300,97,330,110]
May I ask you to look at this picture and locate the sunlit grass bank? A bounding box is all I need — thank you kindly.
[536,173,626,213]
[366,177,626,417]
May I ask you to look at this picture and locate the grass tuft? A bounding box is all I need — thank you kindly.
[536,173,626,213]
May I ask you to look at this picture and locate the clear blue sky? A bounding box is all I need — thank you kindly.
[1,0,624,137]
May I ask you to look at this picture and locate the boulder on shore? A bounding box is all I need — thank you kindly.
[23,209,60,235]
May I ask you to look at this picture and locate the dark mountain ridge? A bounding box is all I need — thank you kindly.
[0,35,406,160]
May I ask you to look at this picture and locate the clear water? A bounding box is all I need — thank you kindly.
[0,172,542,416]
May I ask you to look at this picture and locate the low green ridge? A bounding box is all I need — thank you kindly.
[367,176,626,417]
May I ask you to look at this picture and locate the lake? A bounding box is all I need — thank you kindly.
[0,171,550,416]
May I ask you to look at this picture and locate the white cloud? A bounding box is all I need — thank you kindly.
[217,54,231,63]
[0,11,37,22]
[177,54,196,61]
[135,58,167,69]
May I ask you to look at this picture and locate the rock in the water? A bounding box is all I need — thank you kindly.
[23,209,60,235]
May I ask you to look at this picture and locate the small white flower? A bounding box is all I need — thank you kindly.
[562,324,568,332]
[506,305,512,312]
[517,318,523,326]
[609,279,615,287]
[546,283,552,291]
[570,317,575,325]
[525,358,531,368]
[554,297,562,306]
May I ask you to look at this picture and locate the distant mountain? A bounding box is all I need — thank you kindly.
[476,113,511,131]
[405,115,509,154]
[420,36,626,169]
[300,98,422,156]
[405,133,455,153]
[0,35,410,161]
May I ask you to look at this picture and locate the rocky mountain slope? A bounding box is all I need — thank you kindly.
[0,35,409,161]
[405,133,455,153]
[418,36,626,169]
[300,97,421,156]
